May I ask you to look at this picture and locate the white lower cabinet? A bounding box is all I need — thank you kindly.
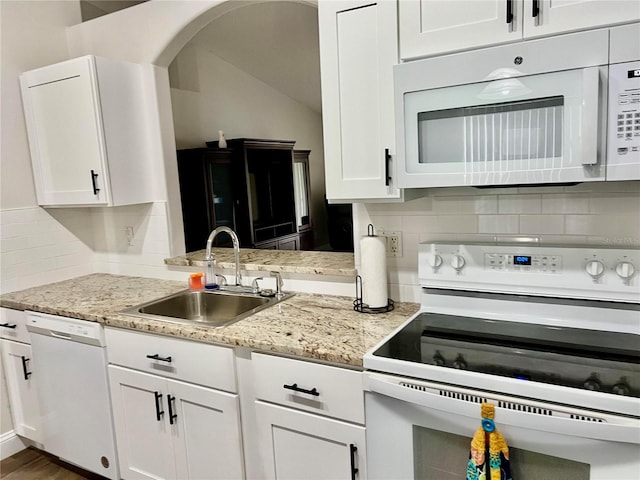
[1,339,41,443]
[105,328,243,480]
[255,401,366,480]
[109,365,244,480]
[0,308,42,444]
[250,353,367,480]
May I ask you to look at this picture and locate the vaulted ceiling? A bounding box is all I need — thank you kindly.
[81,1,321,113]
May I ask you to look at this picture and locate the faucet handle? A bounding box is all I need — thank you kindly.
[215,274,228,287]
[251,277,263,294]
[270,271,283,296]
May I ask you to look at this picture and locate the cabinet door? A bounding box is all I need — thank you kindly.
[319,0,401,201]
[523,0,640,38]
[255,401,366,480]
[169,379,244,480]
[399,0,522,60]
[1,340,41,443]
[108,366,175,480]
[20,57,110,206]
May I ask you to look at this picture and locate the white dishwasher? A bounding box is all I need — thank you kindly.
[27,311,119,480]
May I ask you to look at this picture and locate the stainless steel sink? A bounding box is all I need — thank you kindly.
[122,289,293,328]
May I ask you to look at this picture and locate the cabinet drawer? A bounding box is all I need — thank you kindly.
[0,308,28,343]
[252,353,364,424]
[105,328,236,393]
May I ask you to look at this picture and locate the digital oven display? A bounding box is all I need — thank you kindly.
[514,255,532,266]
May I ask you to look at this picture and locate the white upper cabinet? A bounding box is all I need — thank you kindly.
[399,0,523,60]
[399,0,640,60]
[20,56,155,207]
[318,0,402,201]
[522,0,640,38]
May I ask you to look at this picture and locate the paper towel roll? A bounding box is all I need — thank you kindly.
[359,235,388,308]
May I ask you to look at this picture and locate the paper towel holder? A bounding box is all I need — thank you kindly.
[354,224,395,313]
[354,275,395,313]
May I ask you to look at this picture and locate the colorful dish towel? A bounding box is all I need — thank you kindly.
[466,403,513,480]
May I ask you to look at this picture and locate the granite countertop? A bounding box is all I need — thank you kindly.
[165,248,357,277]
[0,273,419,367]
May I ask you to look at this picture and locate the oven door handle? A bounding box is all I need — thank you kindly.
[366,374,640,445]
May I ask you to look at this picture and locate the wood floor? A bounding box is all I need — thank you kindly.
[0,447,107,480]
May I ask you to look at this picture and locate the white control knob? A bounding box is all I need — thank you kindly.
[585,260,605,279]
[450,254,466,272]
[615,261,636,281]
[428,254,443,270]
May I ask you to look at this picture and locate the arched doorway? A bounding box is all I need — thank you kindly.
[67,0,322,256]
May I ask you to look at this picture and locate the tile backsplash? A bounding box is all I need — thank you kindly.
[0,207,94,293]
[354,181,640,301]
[2,182,639,300]
[0,202,178,294]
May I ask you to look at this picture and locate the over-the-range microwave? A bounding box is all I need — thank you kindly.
[394,24,640,189]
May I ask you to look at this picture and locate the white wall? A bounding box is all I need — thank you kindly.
[354,182,640,302]
[171,45,328,246]
[1,0,82,209]
[0,1,184,298]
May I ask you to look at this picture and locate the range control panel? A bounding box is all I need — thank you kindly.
[419,242,640,303]
[485,253,562,273]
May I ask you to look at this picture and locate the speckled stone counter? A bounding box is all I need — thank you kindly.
[0,273,419,367]
[165,248,357,277]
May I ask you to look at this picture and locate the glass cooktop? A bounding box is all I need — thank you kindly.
[371,312,640,398]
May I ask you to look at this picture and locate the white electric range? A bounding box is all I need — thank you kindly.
[363,242,640,479]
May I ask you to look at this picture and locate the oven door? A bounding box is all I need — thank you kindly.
[365,373,640,480]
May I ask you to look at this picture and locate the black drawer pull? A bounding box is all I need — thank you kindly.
[21,356,32,381]
[154,391,164,421]
[168,394,177,425]
[350,444,359,480]
[146,354,172,363]
[506,0,513,23]
[283,383,319,397]
[384,148,391,186]
[532,0,540,18]
[0,323,17,329]
[90,170,100,195]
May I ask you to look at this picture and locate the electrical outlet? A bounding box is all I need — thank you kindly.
[378,229,402,257]
[124,226,135,246]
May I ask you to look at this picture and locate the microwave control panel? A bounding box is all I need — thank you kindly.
[610,61,640,155]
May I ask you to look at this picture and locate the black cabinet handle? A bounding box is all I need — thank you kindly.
[506,0,513,23]
[146,354,172,363]
[167,394,177,425]
[90,170,100,195]
[0,323,17,329]
[154,391,164,421]
[532,0,539,18]
[283,383,320,397]
[349,444,359,480]
[21,356,32,381]
[384,149,391,186]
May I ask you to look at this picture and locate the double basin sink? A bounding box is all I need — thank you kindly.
[123,288,294,328]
